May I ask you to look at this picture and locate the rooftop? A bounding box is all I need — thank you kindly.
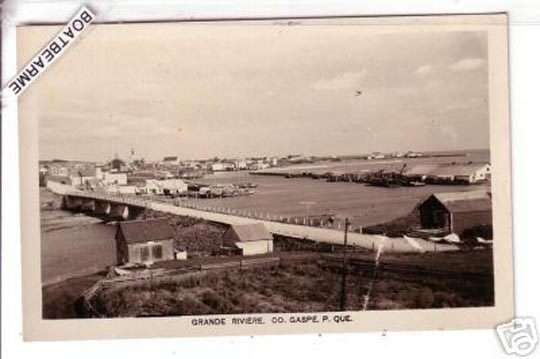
[117,218,176,244]
[225,223,272,242]
[406,162,490,177]
[431,190,492,213]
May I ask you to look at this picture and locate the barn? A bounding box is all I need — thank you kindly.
[115,218,176,265]
[418,190,492,235]
[222,223,274,256]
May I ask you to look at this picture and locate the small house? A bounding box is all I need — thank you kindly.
[159,179,188,196]
[222,223,274,256]
[418,191,492,235]
[142,179,164,195]
[115,219,176,264]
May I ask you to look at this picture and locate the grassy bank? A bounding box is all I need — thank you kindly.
[41,249,493,318]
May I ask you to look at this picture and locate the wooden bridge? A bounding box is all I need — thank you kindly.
[54,182,459,253]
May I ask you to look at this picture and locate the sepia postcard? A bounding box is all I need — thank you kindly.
[17,13,513,341]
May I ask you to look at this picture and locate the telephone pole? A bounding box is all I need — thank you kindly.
[339,218,350,311]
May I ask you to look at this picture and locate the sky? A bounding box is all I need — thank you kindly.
[18,21,490,162]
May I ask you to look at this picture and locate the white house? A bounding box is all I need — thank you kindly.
[159,179,188,196]
[140,179,187,196]
[142,179,164,195]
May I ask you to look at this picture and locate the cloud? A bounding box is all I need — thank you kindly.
[416,65,433,75]
[449,57,485,72]
[312,70,367,91]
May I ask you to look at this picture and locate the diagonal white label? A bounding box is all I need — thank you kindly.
[3,6,95,98]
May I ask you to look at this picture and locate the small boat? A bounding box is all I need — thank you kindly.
[444,233,461,243]
[406,181,426,187]
[476,237,493,245]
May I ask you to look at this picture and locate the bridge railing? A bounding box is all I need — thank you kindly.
[65,191,151,208]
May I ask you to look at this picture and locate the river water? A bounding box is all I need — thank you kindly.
[180,152,491,228]
[40,189,117,286]
[40,151,490,284]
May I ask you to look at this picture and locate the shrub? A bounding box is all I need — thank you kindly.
[201,290,233,313]
[413,288,435,308]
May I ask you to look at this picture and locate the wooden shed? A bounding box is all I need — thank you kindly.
[222,223,273,256]
[418,191,492,235]
[115,218,176,265]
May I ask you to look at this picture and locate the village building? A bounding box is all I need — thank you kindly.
[109,158,129,172]
[417,190,492,236]
[159,179,188,196]
[48,164,69,177]
[115,219,176,265]
[162,156,179,165]
[235,159,248,170]
[68,167,96,188]
[39,165,49,175]
[103,171,128,186]
[406,162,491,184]
[48,163,69,176]
[405,151,423,158]
[139,179,188,196]
[212,162,236,172]
[221,223,274,256]
[140,179,164,195]
[367,152,385,160]
[95,165,106,180]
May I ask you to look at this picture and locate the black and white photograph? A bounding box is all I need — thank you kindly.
[14,13,513,340]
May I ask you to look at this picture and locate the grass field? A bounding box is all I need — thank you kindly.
[42,249,493,318]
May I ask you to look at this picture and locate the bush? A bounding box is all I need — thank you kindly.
[201,289,234,313]
[413,288,435,308]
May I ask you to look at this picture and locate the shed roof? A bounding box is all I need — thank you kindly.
[117,218,175,244]
[431,190,492,213]
[226,223,272,242]
[406,163,490,177]
[68,166,96,177]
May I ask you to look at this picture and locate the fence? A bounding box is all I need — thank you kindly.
[61,190,448,253]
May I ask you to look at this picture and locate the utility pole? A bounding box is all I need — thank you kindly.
[339,218,350,311]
